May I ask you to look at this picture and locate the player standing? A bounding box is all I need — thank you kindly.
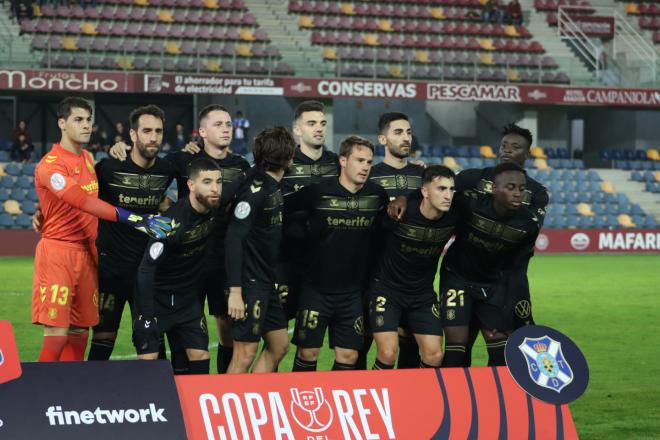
[439,162,540,367]
[370,165,459,369]
[32,97,175,362]
[286,136,389,372]
[132,158,222,374]
[88,105,176,361]
[224,127,295,374]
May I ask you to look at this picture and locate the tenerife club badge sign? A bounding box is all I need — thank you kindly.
[506,325,589,405]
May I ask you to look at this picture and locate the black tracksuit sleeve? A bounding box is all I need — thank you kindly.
[135,239,170,317]
[283,183,318,214]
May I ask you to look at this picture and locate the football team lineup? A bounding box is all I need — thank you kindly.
[4,96,659,438]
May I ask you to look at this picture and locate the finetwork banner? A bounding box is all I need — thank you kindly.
[0,361,187,439]
[175,367,578,440]
[2,69,660,108]
[535,229,660,253]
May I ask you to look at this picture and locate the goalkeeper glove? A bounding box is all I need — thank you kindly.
[116,207,177,239]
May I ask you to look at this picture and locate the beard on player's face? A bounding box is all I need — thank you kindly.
[135,138,160,159]
[195,188,220,209]
[387,142,410,159]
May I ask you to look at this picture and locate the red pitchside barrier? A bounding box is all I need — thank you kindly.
[174,367,578,440]
[535,229,660,253]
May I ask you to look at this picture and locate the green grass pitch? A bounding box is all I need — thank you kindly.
[1,254,659,439]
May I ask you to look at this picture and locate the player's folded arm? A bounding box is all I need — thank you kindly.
[454,168,481,193]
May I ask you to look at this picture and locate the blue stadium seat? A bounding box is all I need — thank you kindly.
[9,189,26,201]
[455,146,469,158]
[654,162,660,171]
[0,176,13,188]
[536,170,550,181]
[587,181,601,193]
[587,171,600,182]
[442,146,457,157]
[600,149,612,160]
[592,204,605,215]
[564,181,578,192]
[556,148,570,159]
[374,144,385,156]
[641,161,653,171]
[644,216,659,228]
[23,163,36,176]
[456,157,469,169]
[631,204,645,216]
[634,150,647,161]
[577,192,593,203]
[616,193,630,205]
[552,204,566,216]
[15,214,32,229]
[643,171,655,182]
[544,147,557,159]
[632,215,645,227]
[21,201,36,215]
[16,176,32,189]
[552,192,566,203]
[0,188,8,202]
[4,163,22,176]
[574,160,585,169]
[560,159,573,169]
[566,204,578,215]
[468,146,480,158]
[0,151,9,162]
[96,152,109,161]
[593,216,607,228]
[544,216,555,228]
[547,158,561,168]
[26,188,38,201]
[566,215,579,228]
[575,171,587,181]
[0,213,14,228]
[578,216,594,228]
[430,145,442,157]
[630,160,642,170]
[631,171,643,182]
[467,158,483,168]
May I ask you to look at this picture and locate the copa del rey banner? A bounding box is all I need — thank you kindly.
[535,229,660,253]
[175,367,577,440]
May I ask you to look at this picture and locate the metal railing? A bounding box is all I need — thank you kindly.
[557,6,604,78]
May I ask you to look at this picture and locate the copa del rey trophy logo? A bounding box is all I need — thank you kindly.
[290,388,334,432]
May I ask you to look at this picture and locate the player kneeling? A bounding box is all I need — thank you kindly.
[370,166,459,369]
[132,159,222,374]
[225,127,295,374]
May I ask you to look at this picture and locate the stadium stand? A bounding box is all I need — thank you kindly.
[18,0,293,75]
[289,0,570,82]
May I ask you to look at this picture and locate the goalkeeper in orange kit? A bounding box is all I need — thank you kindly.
[31,97,177,362]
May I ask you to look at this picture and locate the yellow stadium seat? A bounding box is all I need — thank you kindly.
[430,7,446,19]
[135,0,149,5]
[61,37,78,51]
[617,214,636,228]
[503,25,520,37]
[507,70,520,81]
[443,156,461,172]
[600,181,615,193]
[415,51,430,63]
[0,164,6,177]
[530,146,547,159]
[480,145,497,158]
[479,53,495,65]
[625,3,639,14]
[648,148,660,160]
[533,158,550,170]
[164,41,181,55]
[388,66,405,78]
[378,20,394,32]
[655,171,660,182]
[158,11,174,22]
[33,4,42,17]
[117,57,134,70]
[363,34,379,46]
[239,28,256,41]
[206,59,221,72]
[577,203,595,217]
[203,0,219,9]
[479,39,495,51]
[340,3,356,15]
[298,16,314,28]
[81,22,97,35]
[235,44,253,57]
[3,200,22,215]
[322,47,337,60]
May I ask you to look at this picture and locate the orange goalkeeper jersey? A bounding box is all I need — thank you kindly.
[35,144,99,242]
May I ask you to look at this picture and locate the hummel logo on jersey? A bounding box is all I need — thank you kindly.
[144,321,151,328]
[45,404,167,426]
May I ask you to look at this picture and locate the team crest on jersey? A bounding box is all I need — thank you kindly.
[48,308,58,320]
[395,175,408,189]
[519,336,573,393]
[446,309,455,321]
[375,316,384,327]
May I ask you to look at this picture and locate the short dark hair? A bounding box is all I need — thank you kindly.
[129,105,165,130]
[188,157,221,180]
[378,112,409,134]
[502,123,533,150]
[294,100,324,121]
[56,97,93,120]
[253,127,296,172]
[198,104,230,125]
[422,165,455,184]
[339,135,374,158]
[493,161,526,178]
